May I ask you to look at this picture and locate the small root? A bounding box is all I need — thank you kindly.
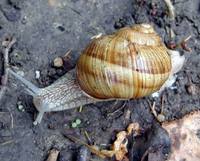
[0,36,16,102]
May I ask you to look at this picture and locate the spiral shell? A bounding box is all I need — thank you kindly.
[76,24,171,99]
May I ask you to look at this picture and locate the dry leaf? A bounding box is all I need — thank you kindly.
[127,122,140,136]
[65,122,140,161]
[162,111,200,161]
[111,123,140,160]
[111,131,128,161]
[86,145,114,159]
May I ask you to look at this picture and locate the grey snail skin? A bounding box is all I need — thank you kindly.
[8,24,185,125]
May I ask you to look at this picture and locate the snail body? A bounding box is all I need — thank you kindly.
[9,24,184,125]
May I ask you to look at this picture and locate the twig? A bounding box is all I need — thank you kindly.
[164,0,175,20]
[46,149,60,161]
[79,106,83,112]
[148,101,157,118]
[107,101,126,117]
[0,36,16,101]
[161,95,165,114]
[148,100,165,123]
[63,49,71,60]
[0,139,14,146]
[10,111,14,128]
[84,130,92,145]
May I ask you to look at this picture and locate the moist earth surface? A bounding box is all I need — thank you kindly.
[0,0,200,161]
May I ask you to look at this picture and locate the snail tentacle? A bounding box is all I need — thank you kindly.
[8,69,41,96]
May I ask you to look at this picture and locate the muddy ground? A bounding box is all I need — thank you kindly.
[0,0,200,161]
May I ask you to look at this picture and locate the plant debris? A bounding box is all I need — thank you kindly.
[185,83,198,95]
[46,149,60,161]
[53,57,63,68]
[167,35,192,52]
[62,50,72,62]
[17,101,25,112]
[162,111,200,161]
[148,96,166,123]
[65,122,141,161]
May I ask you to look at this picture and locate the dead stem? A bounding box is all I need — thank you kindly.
[164,0,175,20]
[0,36,16,102]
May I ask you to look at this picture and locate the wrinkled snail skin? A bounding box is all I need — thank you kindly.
[77,24,171,99]
[9,24,177,125]
[31,70,98,124]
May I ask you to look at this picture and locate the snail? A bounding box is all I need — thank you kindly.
[9,24,185,125]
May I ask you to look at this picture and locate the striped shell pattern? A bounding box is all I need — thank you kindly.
[76,24,171,99]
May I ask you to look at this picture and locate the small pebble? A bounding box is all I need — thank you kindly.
[90,33,102,39]
[57,25,65,32]
[35,70,40,79]
[53,22,65,32]
[16,70,25,77]
[151,92,160,98]
[17,101,25,112]
[21,16,27,24]
[185,84,196,95]
[53,57,63,67]
[169,86,177,90]
[157,114,165,122]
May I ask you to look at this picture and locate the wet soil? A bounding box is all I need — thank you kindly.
[0,0,200,161]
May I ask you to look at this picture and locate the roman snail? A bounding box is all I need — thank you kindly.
[9,24,185,125]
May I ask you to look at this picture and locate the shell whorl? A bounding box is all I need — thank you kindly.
[76,24,171,99]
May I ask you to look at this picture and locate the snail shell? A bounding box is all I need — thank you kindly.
[77,24,171,99]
